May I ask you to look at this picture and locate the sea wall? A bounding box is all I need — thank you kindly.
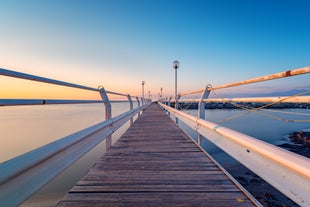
[169,102,310,110]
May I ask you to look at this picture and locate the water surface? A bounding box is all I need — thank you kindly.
[1,104,309,206]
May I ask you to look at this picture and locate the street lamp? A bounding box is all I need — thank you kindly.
[173,60,180,109]
[141,81,145,99]
[160,87,163,98]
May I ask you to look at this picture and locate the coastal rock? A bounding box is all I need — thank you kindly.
[289,131,310,147]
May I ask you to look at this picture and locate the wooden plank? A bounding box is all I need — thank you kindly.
[57,103,256,206]
[59,192,253,207]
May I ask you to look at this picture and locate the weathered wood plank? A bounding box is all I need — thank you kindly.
[57,103,256,206]
[58,192,253,207]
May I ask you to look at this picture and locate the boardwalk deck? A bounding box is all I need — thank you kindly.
[57,103,256,207]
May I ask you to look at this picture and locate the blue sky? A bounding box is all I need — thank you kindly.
[0,0,309,99]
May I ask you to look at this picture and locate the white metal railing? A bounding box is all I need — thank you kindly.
[0,68,151,206]
[159,66,310,206]
[0,68,149,106]
[159,103,310,207]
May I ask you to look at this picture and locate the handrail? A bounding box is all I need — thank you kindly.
[0,68,151,108]
[159,102,310,206]
[0,68,148,101]
[179,66,310,97]
[0,99,143,106]
[0,99,103,106]
[0,105,146,207]
[0,68,152,206]
[210,66,310,91]
[0,68,99,92]
[179,89,204,97]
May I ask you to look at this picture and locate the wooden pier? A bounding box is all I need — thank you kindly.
[57,103,256,206]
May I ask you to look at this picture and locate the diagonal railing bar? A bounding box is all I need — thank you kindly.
[180,89,204,97]
[215,90,310,124]
[0,68,147,100]
[0,68,99,92]
[227,102,310,123]
[210,66,310,91]
[0,99,103,106]
[180,66,310,96]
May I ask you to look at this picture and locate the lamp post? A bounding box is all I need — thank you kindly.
[141,81,145,99]
[160,87,163,98]
[173,60,180,109]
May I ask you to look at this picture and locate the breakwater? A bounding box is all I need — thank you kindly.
[171,102,310,109]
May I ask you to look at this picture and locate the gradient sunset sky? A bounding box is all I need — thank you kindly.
[0,0,309,99]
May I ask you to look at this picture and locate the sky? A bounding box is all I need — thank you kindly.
[0,0,309,100]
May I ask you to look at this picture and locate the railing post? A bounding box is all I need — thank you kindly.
[99,86,112,150]
[136,96,141,118]
[197,85,211,145]
[168,97,172,107]
[127,95,133,125]
[175,95,180,124]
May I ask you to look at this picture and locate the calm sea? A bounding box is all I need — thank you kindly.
[1,102,137,207]
[182,108,310,162]
[1,103,309,206]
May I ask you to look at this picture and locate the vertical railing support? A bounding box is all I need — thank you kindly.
[168,97,172,107]
[167,97,172,115]
[99,86,112,150]
[136,96,140,118]
[127,95,133,125]
[175,95,180,124]
[197,85,211,145]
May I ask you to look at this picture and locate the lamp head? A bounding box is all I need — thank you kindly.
[173,60,180,69]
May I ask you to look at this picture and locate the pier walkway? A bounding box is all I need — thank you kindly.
[57,103,255,206]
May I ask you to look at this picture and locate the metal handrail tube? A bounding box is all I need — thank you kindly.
[0,99,144,106]
[210,66,310,91]
[159,103,310,206]
[0,68,98,92]
[179,66,310,97]
[106,90,128,97]
[0,105,146,207]
[0,99,104,106]
[0,68,145,100]
[105,91,144,100]
[179,89,204,97]
[179,95,310,103]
